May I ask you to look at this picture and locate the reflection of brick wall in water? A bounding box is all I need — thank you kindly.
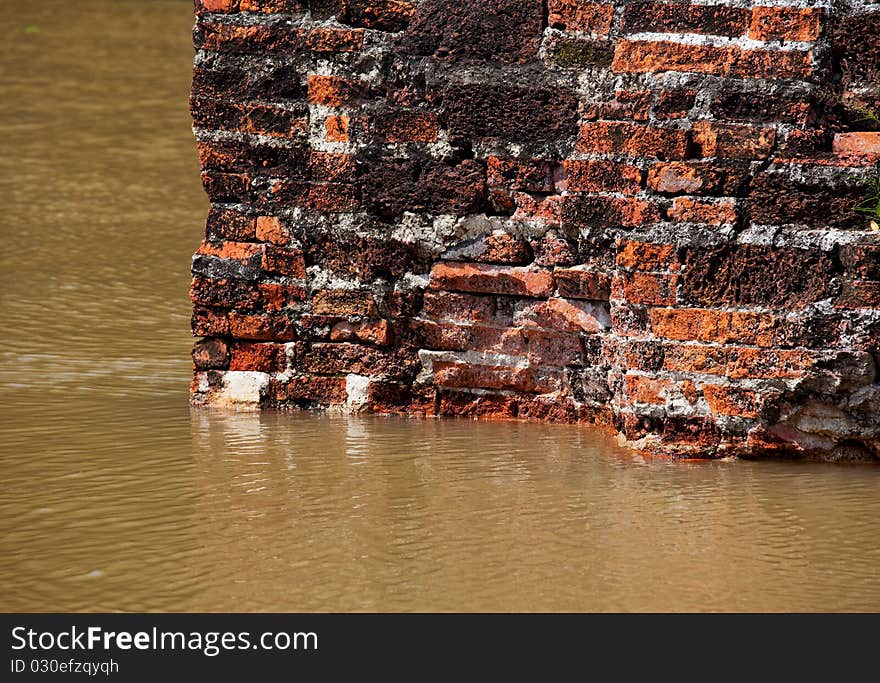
[189,0,880,461]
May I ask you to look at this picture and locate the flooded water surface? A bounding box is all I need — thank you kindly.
[1,1,879,612]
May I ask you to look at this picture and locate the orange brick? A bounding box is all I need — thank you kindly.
[229,342,286,372]
[433,362,562,394]
[616,240,680,272]
[749,7,822,42]
[703,384,761,418]
[663,344,727,375]
[832,132,880,161]
[625,374,668,404]
[197,240,262,260]
[196,0,239,12]
[307,75,366,107]
[613,272,678,306]
[612,40,734,76]
[577,121,689,159]
[325,115,349,142]
[668,197,738,225]
[547,1,614,35]
[255,216,290,245]
[649,308,774,346]
[259,283,306,311]
[283,375,347,404]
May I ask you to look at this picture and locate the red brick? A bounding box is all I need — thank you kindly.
[299,342,401,376]
[306,27,364,52]
[563,195,661,228]
[647,162,724,195]
[616,240,680,272]
[547,297,607,333]
[261,246,306,277]
[259,282,306,310]
[613,272,678,306]
[554,268,611,300]
[433,362,562,394]
[563,159,642,194]
[416,320,527,356]
[429,261,554,298]
[229,312,297,341]
[255,216,290,245]
[196,21,304,54]
[840,243,880,280]
[547,1,614,35]
[240,0,304,12]
[245,104,305,137]
[612,40,735,76]
[517,394,582,423]
[703,384,761,418]
[577,121,689,159]
[229,342,287,372]
[340,0,415,31]
[749,7,822,42]
[206,209,256,242]
[691,121,776,160]
[582,90,653,122]
[624,375,694,405]
[331,319,394,346]
[312,290,379,316]
[479,232,532,265]
[511,193,564,226]
[668,197,738,225]
[307,75,367,107]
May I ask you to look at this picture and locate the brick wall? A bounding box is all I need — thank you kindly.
[189,0,880,461]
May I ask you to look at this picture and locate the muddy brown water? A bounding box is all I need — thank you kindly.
[1,1,878,612]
